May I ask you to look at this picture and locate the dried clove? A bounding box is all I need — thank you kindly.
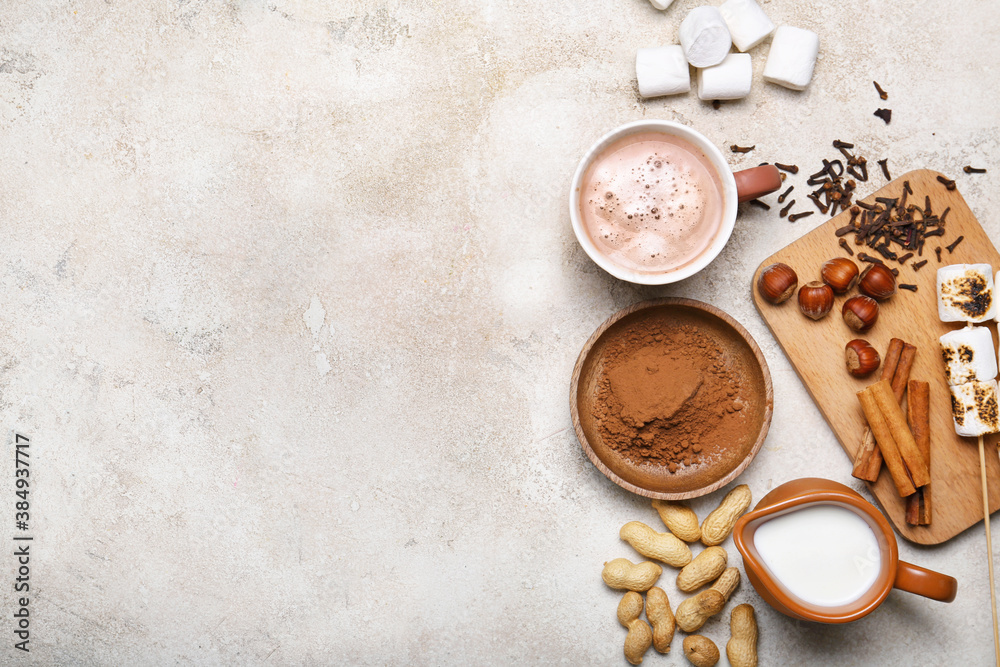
[874,108,892,124]
[935,247,943,261]
[833,139,854,149]
[847,158,868,182]
[913,259,928,271]
[808,194,830,214]
[748,199,770,210]
[779,200,795,218]
[777,185,794,203]
[936,175,956,190]
[877,158,891,181]
[788,211,814,222]
[964,165,987,174]
[858,253,884,265]
[713,100,722,110]
[839,238,854,255]
[731,144,755,153]
[873,81,888,100]
[898,252,914,264]
[946,236,965,253]
[775,163,799,174]
[899,284,917,292]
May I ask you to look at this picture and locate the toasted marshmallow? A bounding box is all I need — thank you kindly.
[648,0,675,9]
[679,7,732,68]
[937,264,996,322]
[763,26,819,91]
[950,380,1000,437]
[697,53,752,100]
[636,46,691,98]
[940,327,998,386]
[719,0,775,52]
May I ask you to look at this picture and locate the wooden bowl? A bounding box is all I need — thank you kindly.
[571,298,773,500]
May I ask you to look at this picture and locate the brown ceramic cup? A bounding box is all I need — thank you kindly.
[733,478,957,623]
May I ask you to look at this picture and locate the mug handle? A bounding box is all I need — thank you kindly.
[734,165,783,203]
[894,560,958,602]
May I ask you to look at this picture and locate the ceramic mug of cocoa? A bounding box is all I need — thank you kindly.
[733,478,957,623]
[569,120,781,285]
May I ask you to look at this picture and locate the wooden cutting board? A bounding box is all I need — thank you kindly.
[752,169,1000,545]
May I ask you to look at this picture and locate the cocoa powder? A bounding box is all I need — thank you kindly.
[594,315,748,472]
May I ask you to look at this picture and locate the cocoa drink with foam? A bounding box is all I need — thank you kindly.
[579,131,725,275]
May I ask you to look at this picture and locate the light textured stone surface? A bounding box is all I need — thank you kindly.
[1,0,998,664]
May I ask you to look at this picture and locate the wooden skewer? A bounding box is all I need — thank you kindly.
[979,433,1000,666]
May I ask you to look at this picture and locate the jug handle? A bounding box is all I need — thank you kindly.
[894,561,958,602]
[734,165,782,203]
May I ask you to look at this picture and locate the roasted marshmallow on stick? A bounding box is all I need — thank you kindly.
[949,380,1000,438]
[937,264,1000,437]
[940,327,998,386]
[937,264,996,323]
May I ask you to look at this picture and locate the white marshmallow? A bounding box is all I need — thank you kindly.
[937,264,996,322]
[763,26,820,91]
[719,0,775,52]
[648,0,675,9]
[940,327,998,386]
[949,380,1000,437]
[679,7,732,68]
[697,53,752,100]
[636,46,691,98]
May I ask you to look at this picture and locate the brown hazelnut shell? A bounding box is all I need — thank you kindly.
[845,339,881,377]
[859,264,897,300]
[843,295,879,331]
[757,263,798,304]
[798,281,834,320]
[821,257,860,294]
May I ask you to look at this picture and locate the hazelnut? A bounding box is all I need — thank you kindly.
[757,263,798,304]
[798,281,834,320]
[843,295,879,331]
[858,263,897,300]
[845,339,881,377]
[821,257,860,294]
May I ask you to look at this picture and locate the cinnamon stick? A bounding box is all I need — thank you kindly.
[905,381,932,525]
[890,344,917,401]
[852,339,904,482]
[858,384,916,497]
[852,341,916,482]
[870,379,930,487]
[905,479,922,525]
